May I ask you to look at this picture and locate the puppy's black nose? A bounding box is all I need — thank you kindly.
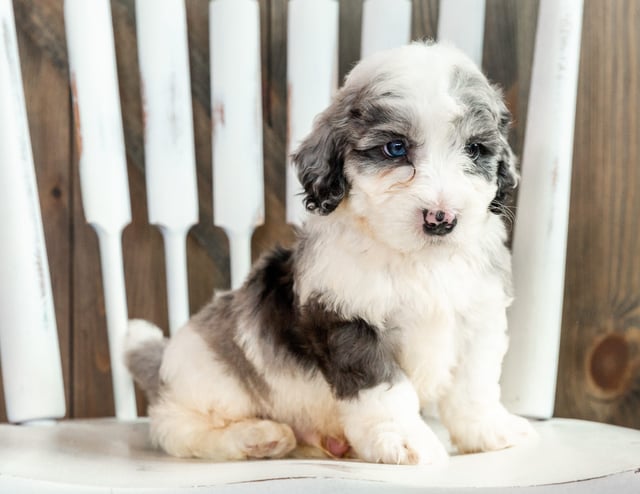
[423,209,457,236]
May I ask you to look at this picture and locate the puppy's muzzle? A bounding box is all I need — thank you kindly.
[422,209,457,236]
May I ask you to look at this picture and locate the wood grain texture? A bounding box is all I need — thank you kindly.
[411,0,438,41]
[21,15,73,420]
[556,0,640,428]
[338,0,363,81]
[483,0,538,164]
[253,0,296,258]
[182,41,218,315]
[184,0,229,304]
[4,0,640,429]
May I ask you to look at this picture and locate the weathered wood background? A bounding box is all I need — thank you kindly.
[2,0,639,429]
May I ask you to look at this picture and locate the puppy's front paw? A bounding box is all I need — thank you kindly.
[449,407,536,454]
[351,418,448,465]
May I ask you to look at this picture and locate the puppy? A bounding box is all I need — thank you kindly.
[125,41,535,464]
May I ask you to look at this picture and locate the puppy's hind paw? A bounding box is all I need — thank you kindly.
[239,420,297,459]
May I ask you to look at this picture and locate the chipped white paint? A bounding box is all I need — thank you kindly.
[0,0,66,424]
[210,0,264,289]
[437,0,486,66]
[502,0,584,419]
[64,0,136,419]
[361,0,412,59]
[136,0,198,334]
[286,0,339,226]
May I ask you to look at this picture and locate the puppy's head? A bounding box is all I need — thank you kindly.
[292,41,518,251]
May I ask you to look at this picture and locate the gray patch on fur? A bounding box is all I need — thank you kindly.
[238,246,403,400]
[298,297,402,400]
[192,246,403,401]
[449,67,505,178]
[191,293,272,406]
[348,98,418,174]
[292,74,418,213]
[449,65,518,211]
[125,337,168,403]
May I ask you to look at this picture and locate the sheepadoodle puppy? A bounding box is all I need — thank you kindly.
[125,41,535,464]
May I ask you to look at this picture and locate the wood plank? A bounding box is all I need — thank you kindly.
[557,0,640,428]
[11,0,68,72]
[338,0,363,81]
[9,0,71,421]
[184,0,226,307]
[483,0,539,163]
[70,168,115,418]
[411,0,438,41]
[253,0,296,257]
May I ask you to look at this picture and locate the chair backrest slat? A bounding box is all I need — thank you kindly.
[136,0,198,334]
[436,0,486,66]
[360,0,412,59]
[501,0,584,419]
[211,0,264,290]
[0,0,66,424]
[64,0,137,420]
[286,0,339,226]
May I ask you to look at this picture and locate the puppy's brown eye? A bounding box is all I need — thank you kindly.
[382,140,407,158]
[465,142,486,162]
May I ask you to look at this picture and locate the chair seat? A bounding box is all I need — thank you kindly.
[0,417,639,492]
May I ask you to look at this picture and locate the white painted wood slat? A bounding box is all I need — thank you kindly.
[286,0,339,226]
[135,0,198,334]
[361,0,412,59]
[0,0,66,423]
[210,0,264,289]
[437,0,486,66]
[64,0,137,420]
[501,0,585,419]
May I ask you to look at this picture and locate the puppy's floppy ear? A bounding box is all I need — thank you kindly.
[292,100,350,215]
[490,103,519,214]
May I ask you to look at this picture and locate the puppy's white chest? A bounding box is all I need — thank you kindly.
[391,260,481,403]
[395,255,478,317]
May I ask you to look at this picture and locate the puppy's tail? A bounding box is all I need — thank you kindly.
[124,319,168,403]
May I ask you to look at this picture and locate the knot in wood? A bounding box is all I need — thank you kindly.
[588,333,630,398]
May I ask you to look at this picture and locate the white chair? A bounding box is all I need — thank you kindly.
[0,0,639,492]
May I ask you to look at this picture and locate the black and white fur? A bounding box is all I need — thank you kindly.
[125,41,534,464]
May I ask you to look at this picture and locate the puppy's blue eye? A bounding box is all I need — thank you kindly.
[382,140,407,158]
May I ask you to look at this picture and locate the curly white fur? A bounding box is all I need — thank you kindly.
[125,41,535,464]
